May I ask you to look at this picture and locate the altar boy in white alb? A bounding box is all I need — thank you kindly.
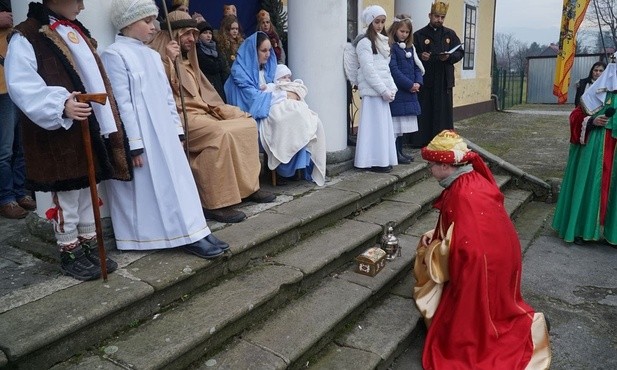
[101,0,229,259]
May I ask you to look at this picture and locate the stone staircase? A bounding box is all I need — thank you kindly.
[0,156,552,370]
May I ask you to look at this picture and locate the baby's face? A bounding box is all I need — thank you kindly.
[277,74,292,82]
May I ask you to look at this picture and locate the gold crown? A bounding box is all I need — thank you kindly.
[426,130,468,153]
[431,1,449,16]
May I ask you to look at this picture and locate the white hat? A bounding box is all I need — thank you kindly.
[362,5,387,26]
[110,0,159,31]
[275,64,292,81]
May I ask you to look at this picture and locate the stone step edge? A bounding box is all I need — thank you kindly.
[0,170,516,368]
[193,236,418,370]
[0,166,427,367]
[308,195,542,370]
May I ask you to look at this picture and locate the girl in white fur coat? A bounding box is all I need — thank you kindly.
[354,5,398,172]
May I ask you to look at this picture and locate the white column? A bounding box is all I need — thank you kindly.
[10,1,116,217]
[395,0,432,26]
[287,0,348,153]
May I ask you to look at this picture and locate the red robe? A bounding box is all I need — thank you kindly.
[421,170,543,369]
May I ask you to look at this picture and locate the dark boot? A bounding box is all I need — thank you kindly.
[396,137,412,164]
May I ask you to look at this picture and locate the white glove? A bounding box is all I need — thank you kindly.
[381,90,395,102]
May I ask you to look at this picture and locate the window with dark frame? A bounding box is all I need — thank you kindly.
[347,0,358,42]
[463,4,477,70]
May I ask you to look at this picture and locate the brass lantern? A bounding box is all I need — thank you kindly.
[381,221,401,260]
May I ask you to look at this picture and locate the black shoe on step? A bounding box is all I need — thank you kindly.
[369,166,393,173]
[204,233,230,251]
[181,238,224,259]
[397,153,412,164]
[203,207,247,223]
[60,246,101,281]
[244,189,276,203]
[81,239,119,273]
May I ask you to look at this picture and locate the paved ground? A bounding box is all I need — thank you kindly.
[391,104,617,370]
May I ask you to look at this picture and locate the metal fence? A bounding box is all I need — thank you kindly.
[526,54,604,104]
[492,68,525,110]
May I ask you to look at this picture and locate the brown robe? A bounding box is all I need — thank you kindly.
[151,12,260,210]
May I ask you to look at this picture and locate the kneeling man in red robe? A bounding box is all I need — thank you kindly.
[413,130,551,369]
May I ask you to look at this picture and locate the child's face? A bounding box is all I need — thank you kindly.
[228,22,239,38]
[123,16,157,43]
[372,16,386,33]
[259,19,272,33]
[277,74,291,82]
[396,25,411,43]
[199,30,213,43]
[48,0,85,21]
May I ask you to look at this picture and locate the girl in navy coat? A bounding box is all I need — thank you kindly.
[388,15,424,163]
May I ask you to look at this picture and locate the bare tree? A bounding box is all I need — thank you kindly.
[494,32,516,69]
[511,40,529,73]
[586,0,617,50]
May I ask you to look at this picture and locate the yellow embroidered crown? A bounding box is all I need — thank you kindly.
[431,1,449,16]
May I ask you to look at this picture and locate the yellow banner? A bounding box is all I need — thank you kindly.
[553,0,591,104]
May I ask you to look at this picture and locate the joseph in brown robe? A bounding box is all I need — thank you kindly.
[150,12,265,216]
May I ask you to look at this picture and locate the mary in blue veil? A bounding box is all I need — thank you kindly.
[224,31,315,182]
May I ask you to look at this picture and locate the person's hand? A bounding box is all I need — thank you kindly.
[132,154,144,168]
[381,90,395,102]
[420,51,431,61]
[64,92,92,121]
[594,115,609,126]
[438,53,450,62]
[421,233,432,247]
[286,91,301,101]
[411,83,420,93]
[165,41,180,61]
[0,12,12,28]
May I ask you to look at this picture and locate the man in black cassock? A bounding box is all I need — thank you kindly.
[412,1,464,148]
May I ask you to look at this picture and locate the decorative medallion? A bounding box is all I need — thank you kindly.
[424,39,430,45]
[446,37,450,44]
[67,31,79,44]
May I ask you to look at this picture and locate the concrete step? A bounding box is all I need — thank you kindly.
[0,164,428,369]
[190,176,520,370]
[308,189,539,370]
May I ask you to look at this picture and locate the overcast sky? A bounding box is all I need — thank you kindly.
[495,0,564,46]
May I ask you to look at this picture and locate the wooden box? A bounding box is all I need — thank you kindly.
[355,247,387,277]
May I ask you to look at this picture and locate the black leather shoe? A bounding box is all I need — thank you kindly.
[244,189,276,203]
[203,207,246,223]
[181,238,224,259]
[205,233,229,251]
[397,153,412,164]
[369,166,393,173]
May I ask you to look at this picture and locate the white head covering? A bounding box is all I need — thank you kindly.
[275,64,292,81]
[362,5,387,26]
[581,54,617,115]
[110,0,159,31]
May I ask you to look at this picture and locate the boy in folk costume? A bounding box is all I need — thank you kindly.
[415,130,551,369]
[5,0,132,281]
[101,0,228,258]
